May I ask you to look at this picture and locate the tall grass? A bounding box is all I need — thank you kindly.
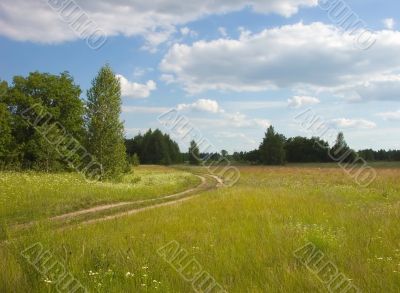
[0,166,200,225]
[1,166,399,292]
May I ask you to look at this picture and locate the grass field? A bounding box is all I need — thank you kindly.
[1,165,400,292]
[0,166,200,225]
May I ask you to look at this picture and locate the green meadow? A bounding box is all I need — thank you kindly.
[1,165,399,292]
[0,166,200,225]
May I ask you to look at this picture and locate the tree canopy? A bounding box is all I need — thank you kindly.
[259,126,286,165]
[125,129,182,165]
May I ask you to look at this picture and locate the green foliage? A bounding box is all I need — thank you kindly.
[330,132,356,163]
[285,136,330,163]
[128,153,140,166]
[126,129,182,165]
[0,81,13,163]
[359,149,400,161]
[86,65,127,180]
[188,140,201,165]
[259,126,286,165]
[0,102,13,162]
[3,72,84,171]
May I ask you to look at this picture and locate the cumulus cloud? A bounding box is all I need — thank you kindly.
[330,118,377,129]
[160,22,400,98]
[177,99,222,113]
[117,75,157,99]
[383,18,395,30]
[0,0,317,48]
[376,110,400,121]
[288,96,320,108]
[176,98,270,129]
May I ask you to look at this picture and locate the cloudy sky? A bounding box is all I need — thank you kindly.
[1,0,400,152]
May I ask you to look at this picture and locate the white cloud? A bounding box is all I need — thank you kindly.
[376,110,400,121]
[330,118,377,129]
[177,99,222,113]
[383,18,395,30]
[117,75,157,99]
[0,0,317,47]
[288,96,320,108]
[133,67,153,78]
[180,27,190,36]
[122,106,169,114]
[224,112,270,128]
[214,132,257,145]
[218,27,228,37]
[160,22,400,98]
[180,27,197,38]
[176,99,270,129]
[345,75,400,102]
[226,101,287,110]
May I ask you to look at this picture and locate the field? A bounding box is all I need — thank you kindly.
[1,165,400,292]
[0,166,201,225]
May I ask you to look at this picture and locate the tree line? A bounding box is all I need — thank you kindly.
[1,68,398,178]
[229,126,400,165]
[125,129,182,165]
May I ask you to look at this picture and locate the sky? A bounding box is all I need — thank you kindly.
[0,0,400,153]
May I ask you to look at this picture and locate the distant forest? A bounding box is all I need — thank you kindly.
[1,70,399,176]
[126,126,400,166]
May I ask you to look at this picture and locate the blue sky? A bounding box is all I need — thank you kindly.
[1,0,400,153]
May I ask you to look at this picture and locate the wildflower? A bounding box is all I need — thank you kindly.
[142,266,148,270]
[125,272,134,277]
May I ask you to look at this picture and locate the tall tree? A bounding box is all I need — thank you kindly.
[4,72,84,170]
[330,132,355,162]
[188,140,201,165]
[259,126,286,165]
[86,65,127,179]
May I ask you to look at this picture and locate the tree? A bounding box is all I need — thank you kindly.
[259,126,286,165]
[86,65,127,179]
[0,103,13,162]
[0,81,13,164]
[125,129,182,165]
[188,140,201,165]
[330,132,356,162]
[221,150,228,158]
[4,72,84,171]
[285,136,330,163]
[128,153,140,166]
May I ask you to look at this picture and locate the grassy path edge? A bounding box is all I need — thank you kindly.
[12,173,222,233]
